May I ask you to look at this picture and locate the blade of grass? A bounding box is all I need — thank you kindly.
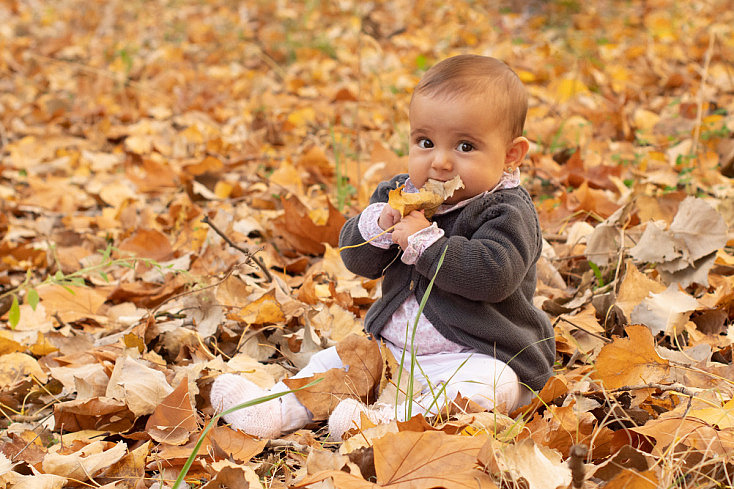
[395,244,448,421]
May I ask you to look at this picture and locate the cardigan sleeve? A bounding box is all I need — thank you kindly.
[338,175,407,279]
[414,192,542,303]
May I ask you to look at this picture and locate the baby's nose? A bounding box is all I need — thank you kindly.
[432,150,452,169]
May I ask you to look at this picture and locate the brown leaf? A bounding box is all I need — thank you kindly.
[98,441,150,487]
[37,284,109,323]
[273,195,346,256]
[592,324,670,390]
[53,397,136,433]
[373,430,496,488]
[117,228,174,261]
[145,375,199,445]
[283,335,382,420]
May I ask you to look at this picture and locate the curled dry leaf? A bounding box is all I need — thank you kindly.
[387,175,464,218]
[478,437,571,489]
[145,375,199,445]
[283,334,383,420]
[41,440,127,482]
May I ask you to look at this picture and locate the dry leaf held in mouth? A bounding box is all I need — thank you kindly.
[387,175,465,218]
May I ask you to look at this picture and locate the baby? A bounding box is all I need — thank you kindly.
[210,54,555,440]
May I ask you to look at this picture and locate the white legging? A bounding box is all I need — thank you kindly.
[269,343,532,432]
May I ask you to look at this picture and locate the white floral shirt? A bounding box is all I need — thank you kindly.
[357,170,520,354]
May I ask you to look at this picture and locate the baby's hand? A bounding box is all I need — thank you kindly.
[378,204,402,231]
[392,210,430,249]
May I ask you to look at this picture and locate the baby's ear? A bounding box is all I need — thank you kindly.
[504,136,530,171]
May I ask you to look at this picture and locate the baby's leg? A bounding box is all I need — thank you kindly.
[210,346,344,437]
[395,350,531,419]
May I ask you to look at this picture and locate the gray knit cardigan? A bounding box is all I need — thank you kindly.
[338,174,555,391]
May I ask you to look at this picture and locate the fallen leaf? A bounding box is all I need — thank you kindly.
[145,375,199,445]
[53,397,136,433]
[478,438,571,489]
[604,469,658,489]
[592,324,669,390]
[41,441,126,481]
[373,430,495,488]
[37,284,108,323]
[689,397,734,430]
[0,352,48,388]
[106,355,174,417]
[273,195,346,256]
[630,284,701,336]
[283,335,382,420]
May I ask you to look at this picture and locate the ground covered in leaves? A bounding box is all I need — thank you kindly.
[1,0,734,487]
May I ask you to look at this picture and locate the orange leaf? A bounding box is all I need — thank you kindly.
[237,289,285,325]
[274,195,346,255]
[592,324,669,390]
[117,228,174,261]
[387,176,464,218]
[604,469,658,489]
[145,376,199,445]
[373,430,496,488]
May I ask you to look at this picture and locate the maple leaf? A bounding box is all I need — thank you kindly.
[373,430,495,488]
[592,324,669,390]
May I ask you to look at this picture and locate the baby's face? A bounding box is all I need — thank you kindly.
[408,92,512,204]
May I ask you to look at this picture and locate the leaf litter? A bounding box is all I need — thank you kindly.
[0,0,734,487]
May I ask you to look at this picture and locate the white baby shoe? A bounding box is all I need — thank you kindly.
[209,373,282,439]
[328,398,394,441]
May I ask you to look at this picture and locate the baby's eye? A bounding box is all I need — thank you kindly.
[417,138,434,149]
[457,141,474,152]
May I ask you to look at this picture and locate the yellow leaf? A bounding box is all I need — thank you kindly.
[0,352,48,388]
[239,290,285,325]
[287,107,316,127]
[690,397,734,429]
[387,176,464,218]
[30,332,58,356]
[549,77,590,103]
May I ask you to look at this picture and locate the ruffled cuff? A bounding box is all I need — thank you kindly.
[401,222,444,264]
[358,203,394,249]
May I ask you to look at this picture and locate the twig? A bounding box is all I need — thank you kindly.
[558,317,612,343]
[568,444,587,488]
[201,215,273,283]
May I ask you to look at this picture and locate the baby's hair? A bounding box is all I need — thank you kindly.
[412,54,528,140]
